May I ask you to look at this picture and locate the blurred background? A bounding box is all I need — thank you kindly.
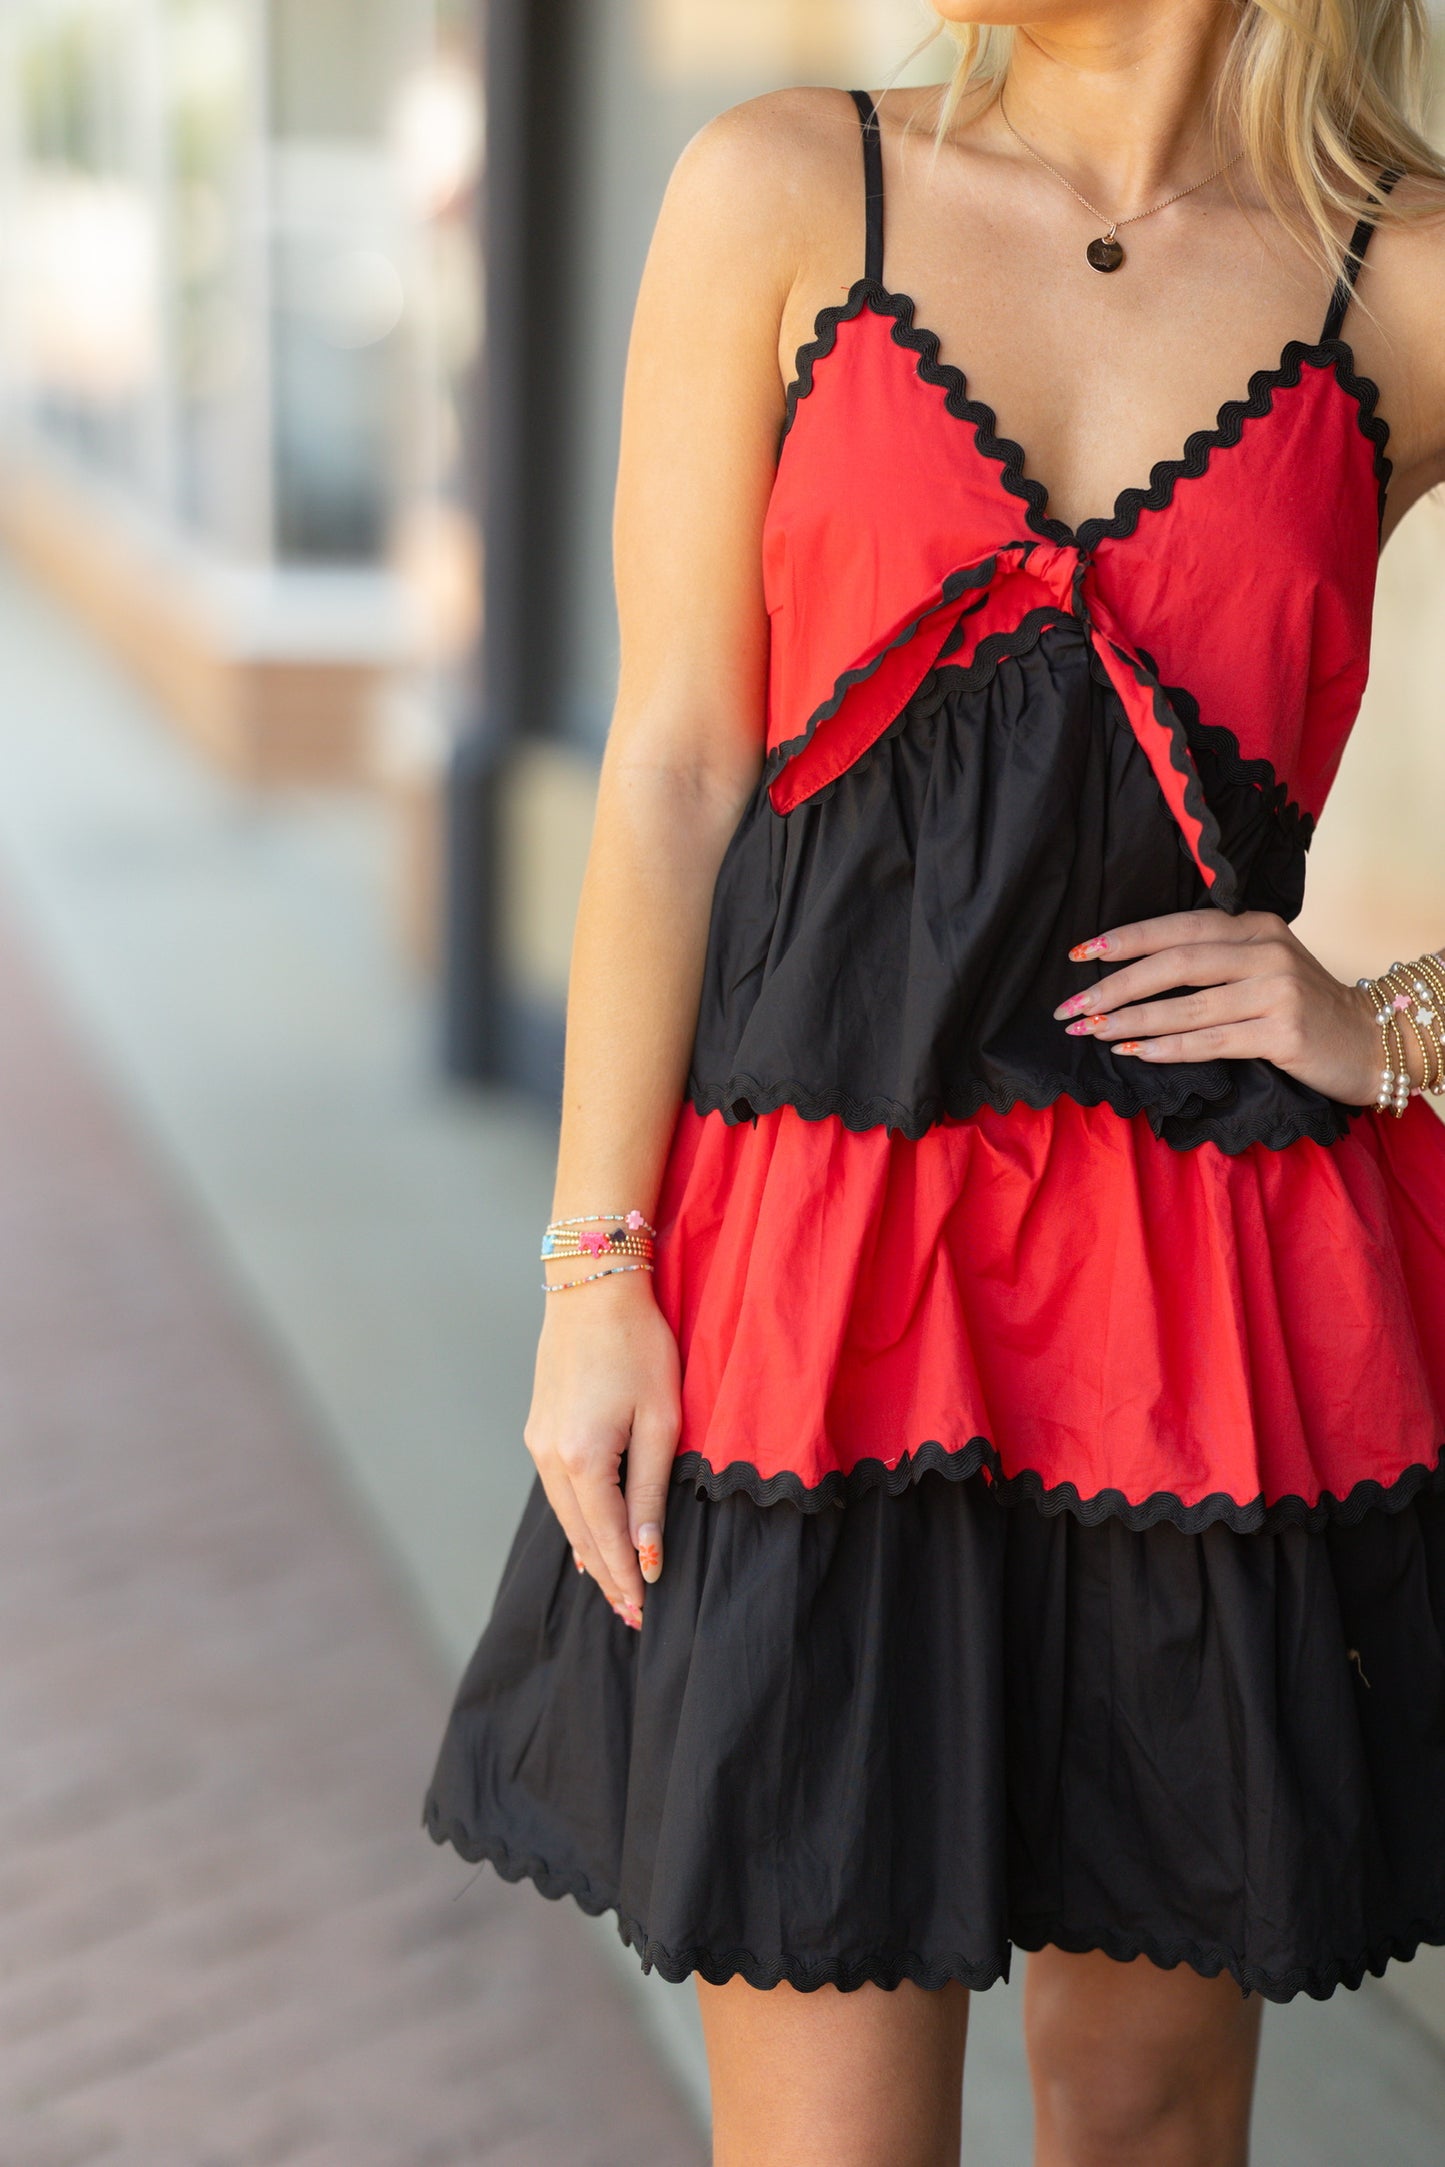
[0,2,1442,2161]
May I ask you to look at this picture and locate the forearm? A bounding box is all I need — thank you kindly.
[548,750,754,1234]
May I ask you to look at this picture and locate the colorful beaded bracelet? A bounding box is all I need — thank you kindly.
[539,1208,658,1288]
[541,1230,654,1262]
[541,1262,655,1294]
[544,1209,657,1237]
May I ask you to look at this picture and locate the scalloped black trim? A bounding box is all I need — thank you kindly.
[672,1437,1445,1535]
[421,1807,1011,1992]
[762,638,1315,863]
[1101,635,1238,909]
[1145,653,1316,852]
[780,281,1393,543]
[687,1063,1353,1154]
[422,1806,1445,2004]
[760,558,1025,789]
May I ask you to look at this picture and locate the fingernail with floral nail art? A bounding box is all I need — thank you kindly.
[1069,937,1110,961]
[1066,1017,1105,1036]
[1114,1040,1144,1056]
[637,1524,663,1585]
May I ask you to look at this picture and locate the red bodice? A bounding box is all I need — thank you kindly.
[763,287,1389,901]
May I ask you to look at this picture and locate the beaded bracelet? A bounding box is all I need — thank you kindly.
[1358,973,1411,1115]
[1384,954,1445,1095]
[542,1262,654,1294]
[545,1210,657,1236]
[540,1208,658,1291]
[1386,965,1444,1096]
[1357,951,1445,1115]
[542,1231,654,1262]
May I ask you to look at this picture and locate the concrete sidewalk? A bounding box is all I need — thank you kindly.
[0,900,704,2166]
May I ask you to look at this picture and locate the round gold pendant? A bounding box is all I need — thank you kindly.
[1087,234,1125,272]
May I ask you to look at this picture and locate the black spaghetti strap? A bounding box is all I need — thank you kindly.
[849,89,885,285]
[1320,167,1403,342]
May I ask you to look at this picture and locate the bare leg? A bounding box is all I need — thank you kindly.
[697,1975,970,2167]
[1025,1947,1263,2167]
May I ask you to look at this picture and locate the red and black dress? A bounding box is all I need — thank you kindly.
[425,95,1445,2000]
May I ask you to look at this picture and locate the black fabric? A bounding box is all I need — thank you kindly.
[1320,168,1404,343]
[423,1468,1445,2000]
[686,623,1352,1152]
[849,88,885,286]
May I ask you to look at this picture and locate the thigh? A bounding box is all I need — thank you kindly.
[1025,1947,1263,2167]
[697,1974,970,2167]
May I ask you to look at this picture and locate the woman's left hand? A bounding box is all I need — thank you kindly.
[1055,909,1381,1106]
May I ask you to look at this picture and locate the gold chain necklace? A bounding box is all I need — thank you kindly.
[999,96,1243,272]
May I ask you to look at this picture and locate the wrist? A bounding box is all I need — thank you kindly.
[1355,953,1445,1113]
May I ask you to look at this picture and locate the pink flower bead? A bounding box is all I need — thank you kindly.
[625,1210,646,1231]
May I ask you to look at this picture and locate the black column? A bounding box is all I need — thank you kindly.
[442,0,577,1081]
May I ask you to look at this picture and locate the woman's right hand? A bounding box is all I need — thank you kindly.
[523,1272,682,1629]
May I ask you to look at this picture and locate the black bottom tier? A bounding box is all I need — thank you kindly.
[423,1469,1445,2001]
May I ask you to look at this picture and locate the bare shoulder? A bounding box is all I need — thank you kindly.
[656,85,869,274]
[1365,172,1445,481]
[1368,172,1445,359]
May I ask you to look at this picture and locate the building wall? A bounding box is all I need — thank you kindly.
[0,0,472,781]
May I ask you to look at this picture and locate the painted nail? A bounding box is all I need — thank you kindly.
[1069,937,1110,961]
[1114,1040,1144,1056]
[573,1552,586,1574]
[637,1524,663,1584]
[1056,992,1090,1018]
[1065,1017,1104,1036]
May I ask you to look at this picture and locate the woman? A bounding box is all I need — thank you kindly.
[425,3,1445,2160]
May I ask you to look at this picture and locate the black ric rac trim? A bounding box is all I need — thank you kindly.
[686,1068,1354,1155]
[672,1437,1445,1535]
[760,586,1247,917]
[780,280,1393,543]
[759,564,1011,788]
[1102,634,1238,911]
[1145,655,1316,852]
[421,1807,1445,2004]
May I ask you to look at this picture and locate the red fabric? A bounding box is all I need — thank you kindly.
[764,309,1379,833]
[656,298,1435,1514]
[653,1100,1445,1512]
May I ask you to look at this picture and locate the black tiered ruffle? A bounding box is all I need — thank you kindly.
[423,1468,1445,1999]
[687,624,1352,1153]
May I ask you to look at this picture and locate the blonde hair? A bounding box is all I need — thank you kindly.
[930,2,1445,280]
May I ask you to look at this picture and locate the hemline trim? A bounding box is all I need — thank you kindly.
[671,1436,1445,1535]
[421,1806,1445,2005]
[684,1066,1356,1155]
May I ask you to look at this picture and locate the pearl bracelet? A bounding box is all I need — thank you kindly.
[1358,951,1445,1116]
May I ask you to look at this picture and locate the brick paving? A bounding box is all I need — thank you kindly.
[0,901,706,2167]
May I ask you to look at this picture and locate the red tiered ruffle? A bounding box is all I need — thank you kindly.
[652,1097,1445,1526]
